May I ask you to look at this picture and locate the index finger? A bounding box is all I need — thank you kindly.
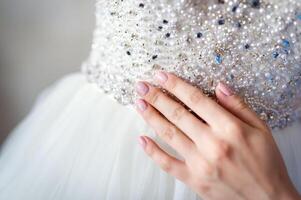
[154,71,235,128]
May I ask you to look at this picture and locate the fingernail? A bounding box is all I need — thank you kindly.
[136,82,149,96]
[139,136,147,149]
[155,71,168,84]
[135,99,148,112]
[218,82,234,96]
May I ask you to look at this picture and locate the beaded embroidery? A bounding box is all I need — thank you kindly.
[82,0,301,129]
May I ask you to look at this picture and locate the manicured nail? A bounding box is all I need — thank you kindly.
[136,82,149,96]
[155,71,168,84]
[139,136,147,149]
[218,82,234,96]
[135,99,148,112]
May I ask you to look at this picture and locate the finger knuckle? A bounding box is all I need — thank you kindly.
[142,107,155,120]
[160,156,172,172]
[202,163,223,181]
[189,88,203,105]
[227,121,243,133]
[234,97,249,111]
[199,162,215,178]
[192,181,211,195]
[167,77,178,90]
[160,125,177,141]
[227,123,246,142]
[199,185,211,195]
[170,106,186,122]
[258,120,270,131]
[213,141,231,164]
[146,143,155,157]
[148,89,161,105]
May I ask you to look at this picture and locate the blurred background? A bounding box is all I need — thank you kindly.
[0,0,94,143]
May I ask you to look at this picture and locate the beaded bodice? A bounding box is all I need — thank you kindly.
[82,0,301,129]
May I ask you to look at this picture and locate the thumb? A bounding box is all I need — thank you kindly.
[215,82,268,131]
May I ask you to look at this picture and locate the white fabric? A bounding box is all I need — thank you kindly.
[0,73,300,199]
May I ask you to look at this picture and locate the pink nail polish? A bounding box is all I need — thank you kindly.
[155,71,168,84]
[218,82,235,96]
[139,136,147,149]
[135,99,148,112]
[136,82,149,96]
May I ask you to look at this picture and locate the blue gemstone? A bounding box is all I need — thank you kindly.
[232,5,238,12]
[282,49,289,55]
[215,54,223,64]
[249,0,260,9]
[244,44,250,49]
[272,51,279,59]
[235,22,242,28]
[282,39,290,48]
[297,14,301,20]
[228,74,235,80]
[218,18,225,25]
[196,32,203,38]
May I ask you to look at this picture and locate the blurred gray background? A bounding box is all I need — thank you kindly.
[0,0,95,143]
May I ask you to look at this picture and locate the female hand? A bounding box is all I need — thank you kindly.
[135,71,300,200]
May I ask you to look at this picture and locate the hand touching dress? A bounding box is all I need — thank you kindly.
[135,72,301,200]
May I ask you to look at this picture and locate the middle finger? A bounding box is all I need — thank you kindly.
[155,72,235,128]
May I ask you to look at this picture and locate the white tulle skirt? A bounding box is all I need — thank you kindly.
[0,73,300,200]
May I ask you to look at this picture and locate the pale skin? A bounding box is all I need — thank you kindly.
[134,71,301,200]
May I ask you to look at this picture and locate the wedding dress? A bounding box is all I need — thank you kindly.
[1,0,301,199]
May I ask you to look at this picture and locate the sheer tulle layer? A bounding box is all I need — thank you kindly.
[0,73,300,200]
